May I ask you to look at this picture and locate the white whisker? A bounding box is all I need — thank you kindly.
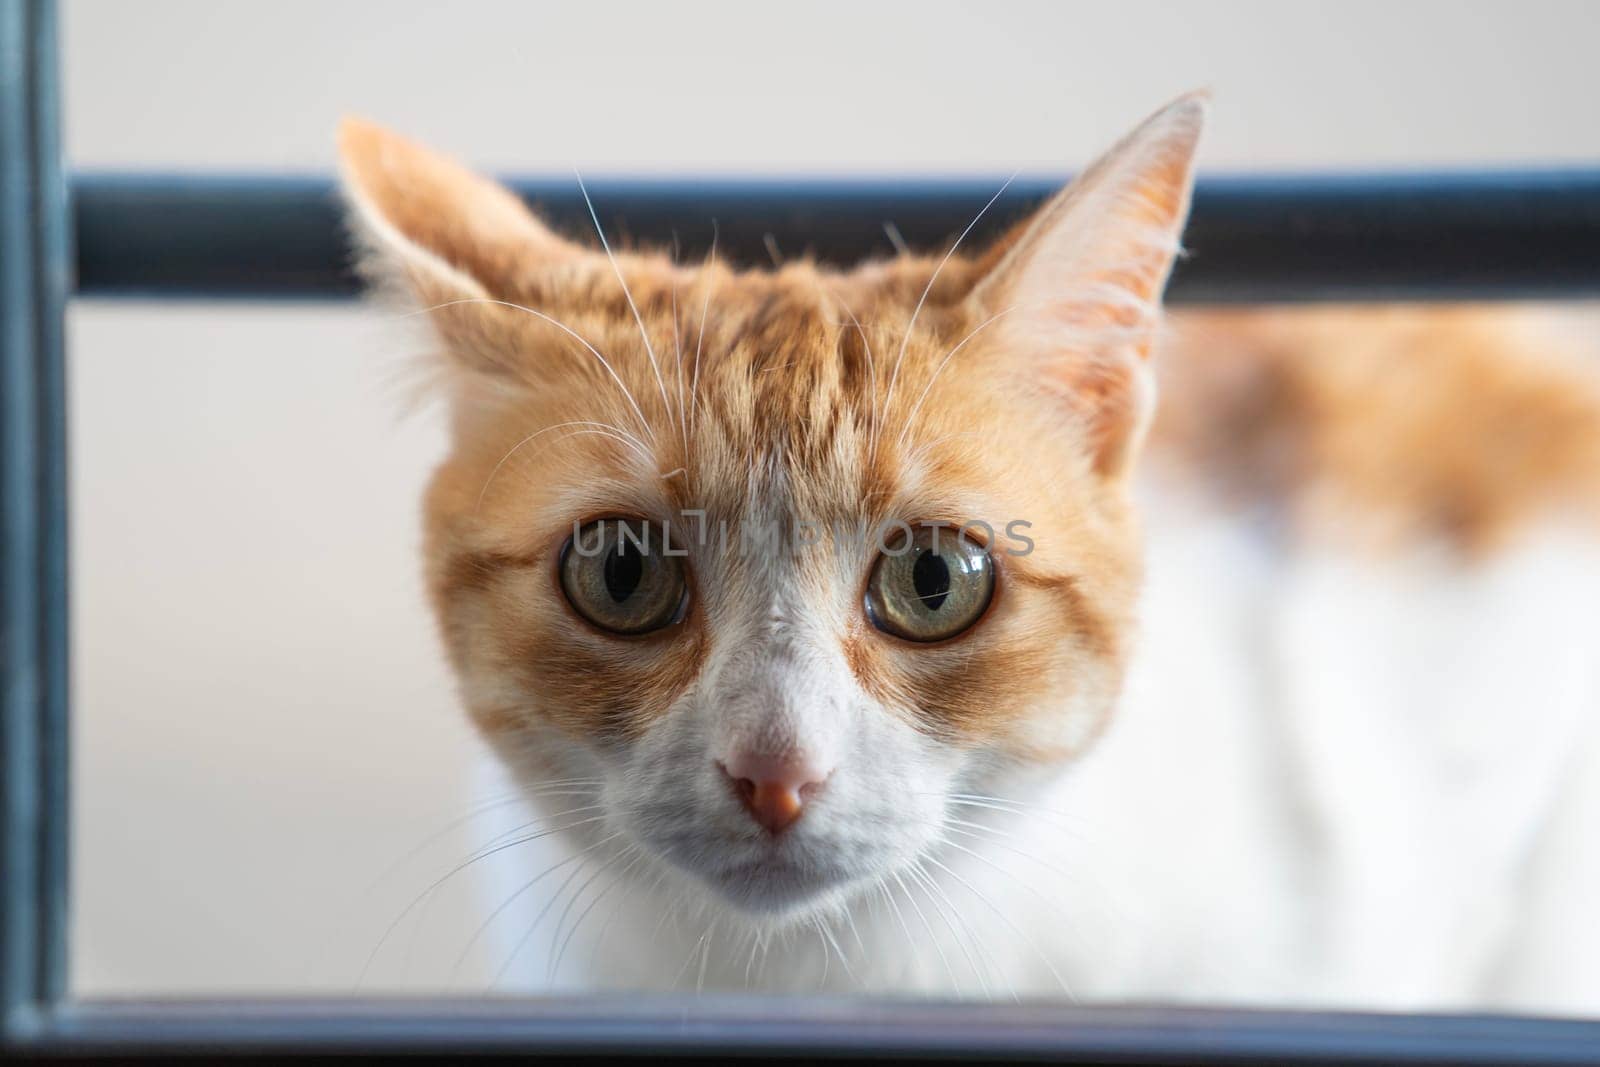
[881,174,1016,447]
[588,850,661,978]
[450,845,588,984]
[877,881,918,988]
[815,915,855,985]
[883,220,910,257]
[492,846,603,987]
[548,846,639,983]
[831,292,881,459]
[897,305,1021,449]
[812,917,831,988]
[892,868,956,994]
[927,847,1073,1001]
[575,170,675,433]
[405,297,655,440]
[696,919,719,994]
[908,859,989,998]
[690,224,718,440]
[903,429,986,471]
[356,812,609,987]
[670,268,688,456]
[474,421,654,513]
[743,928,764,987]
[400,805,610,981]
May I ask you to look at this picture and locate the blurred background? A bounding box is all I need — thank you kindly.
[66,0,1600,995]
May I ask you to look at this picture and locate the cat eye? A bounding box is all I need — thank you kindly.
[559,518,688,635]
[865,525,995,643]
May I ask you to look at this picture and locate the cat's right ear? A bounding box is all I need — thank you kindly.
[969,93,1206,481]
[337,118,579,375]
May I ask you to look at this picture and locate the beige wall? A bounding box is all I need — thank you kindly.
[65,0,1600,994]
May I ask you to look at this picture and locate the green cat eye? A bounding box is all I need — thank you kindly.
[865,525,995,643]
[560,518,688,635]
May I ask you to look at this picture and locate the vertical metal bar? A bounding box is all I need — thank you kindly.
[0,0,69,1041]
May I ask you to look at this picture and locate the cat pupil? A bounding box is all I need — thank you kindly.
[911,549,951,612]
[604,541,644,603]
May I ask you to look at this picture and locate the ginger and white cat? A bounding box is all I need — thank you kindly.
[338,95,1600,1012]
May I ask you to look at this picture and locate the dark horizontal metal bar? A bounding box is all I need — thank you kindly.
[16,997,1600,1064]
[72,169,1600,304]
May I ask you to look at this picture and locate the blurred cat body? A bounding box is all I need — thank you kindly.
[339,100,1600,1011]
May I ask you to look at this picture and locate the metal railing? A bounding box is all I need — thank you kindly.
[72,169,1600,303]
[5,0,1600,1061]
[0,0,69,1043]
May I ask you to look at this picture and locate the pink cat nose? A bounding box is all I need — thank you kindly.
[718,753,830,835]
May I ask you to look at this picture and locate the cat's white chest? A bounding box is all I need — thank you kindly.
[1045,479,1600,1008]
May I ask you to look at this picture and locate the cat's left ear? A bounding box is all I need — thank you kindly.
[338,118,584,381]
[973,91,1207,480]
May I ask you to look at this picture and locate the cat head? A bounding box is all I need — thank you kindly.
[340,95,1204,924]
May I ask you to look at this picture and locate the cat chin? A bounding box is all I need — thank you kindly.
[702,866,858,922]
[644,847,871,926]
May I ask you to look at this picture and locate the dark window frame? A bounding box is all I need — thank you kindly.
[5,0,1600,1060]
